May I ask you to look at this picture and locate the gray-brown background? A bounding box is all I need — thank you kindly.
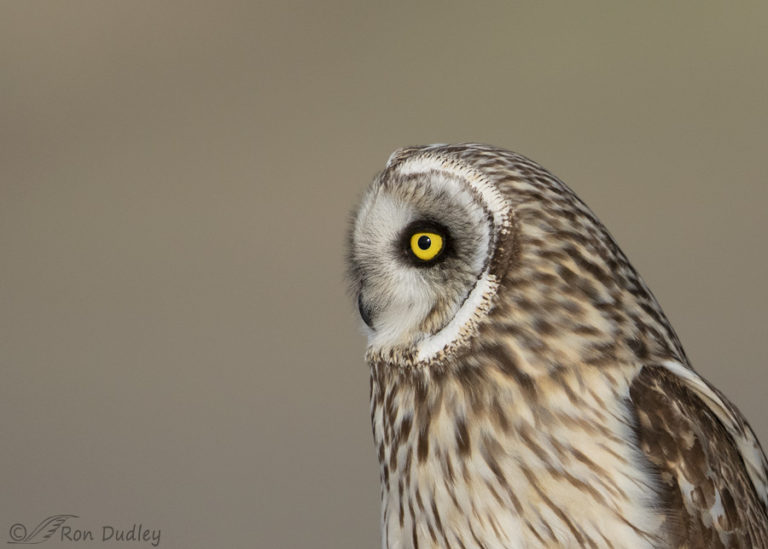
[1,3,766,548]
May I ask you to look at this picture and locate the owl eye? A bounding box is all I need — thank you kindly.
[409,231,445,262]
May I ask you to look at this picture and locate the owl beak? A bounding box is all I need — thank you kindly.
[357,293,375,330]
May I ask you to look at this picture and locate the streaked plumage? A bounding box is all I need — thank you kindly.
[346,143,767,548]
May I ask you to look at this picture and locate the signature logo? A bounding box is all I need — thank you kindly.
[8,516,78,545]
[6,517,160,547]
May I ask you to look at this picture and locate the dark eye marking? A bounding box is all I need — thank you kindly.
[397,220,452,267]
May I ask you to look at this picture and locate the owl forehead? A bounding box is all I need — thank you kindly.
[357,152,506,233]
[372,173,488,230]
[390,154,509,228]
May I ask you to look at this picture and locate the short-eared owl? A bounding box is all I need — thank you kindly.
[346,144,767,548]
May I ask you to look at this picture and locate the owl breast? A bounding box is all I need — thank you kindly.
[370,356,666,549]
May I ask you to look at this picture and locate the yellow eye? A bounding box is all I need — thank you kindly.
[410,232,444,261]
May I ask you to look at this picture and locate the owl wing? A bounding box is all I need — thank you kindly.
[630,362,768,547]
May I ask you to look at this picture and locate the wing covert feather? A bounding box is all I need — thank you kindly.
[630,366,768,548]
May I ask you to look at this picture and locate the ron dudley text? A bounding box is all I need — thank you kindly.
[60,524,161,546]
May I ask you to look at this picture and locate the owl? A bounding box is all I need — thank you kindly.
[346,144,768,548]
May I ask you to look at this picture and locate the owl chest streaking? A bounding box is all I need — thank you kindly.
[347,144,768,548]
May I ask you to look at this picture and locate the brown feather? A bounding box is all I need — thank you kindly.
[631,365,768,547]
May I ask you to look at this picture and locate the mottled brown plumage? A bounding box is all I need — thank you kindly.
[632,366,768,547]
[347,144,767,548]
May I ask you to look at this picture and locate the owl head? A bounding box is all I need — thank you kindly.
[347,144,684,369]
[347,144,515,362]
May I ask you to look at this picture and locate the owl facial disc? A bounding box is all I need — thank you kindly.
[348,147,512,364]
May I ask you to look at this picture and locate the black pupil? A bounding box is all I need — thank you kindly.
[417,235,432,250]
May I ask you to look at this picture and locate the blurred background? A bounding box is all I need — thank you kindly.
[1,2,766,547]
